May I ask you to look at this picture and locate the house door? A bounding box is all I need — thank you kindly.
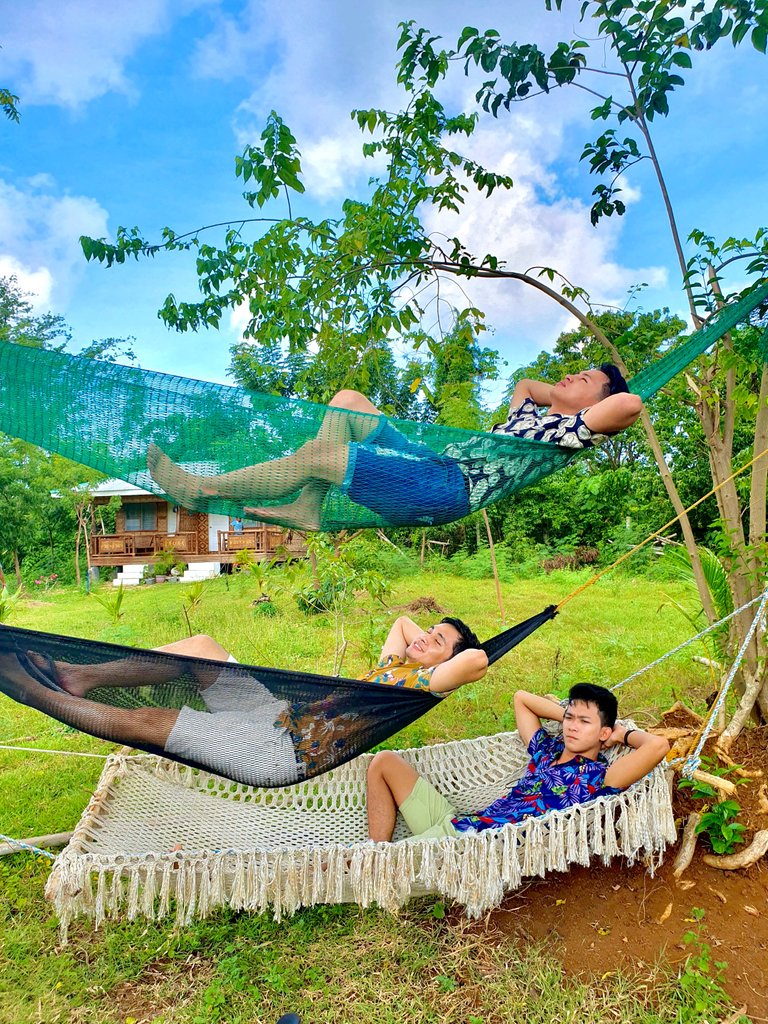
[177,509,206,554]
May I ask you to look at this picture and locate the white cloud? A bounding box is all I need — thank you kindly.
[0,256,53,307]
[417,121,667,361]
[0,177,109,310]
[202,1,575,196]
[2,0,179,108]
[192,1,666,363]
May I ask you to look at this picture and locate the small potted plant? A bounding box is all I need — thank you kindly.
[154,548,187,583]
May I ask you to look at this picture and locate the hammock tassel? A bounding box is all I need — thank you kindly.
[41,729,676,939]
[500,827,522,889]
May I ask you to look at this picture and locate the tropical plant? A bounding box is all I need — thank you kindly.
[287,535,390,673]
[153,548,187,577]
[92,583,126,625]
[678,908,732,1023]
[678,757,748,855]
[695,799,747,856]
[0,585,21,623]
[658,545,734,662]
[234,547,280,602]
[181,580,205,636]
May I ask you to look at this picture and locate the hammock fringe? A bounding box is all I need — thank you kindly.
[46,730,676,942]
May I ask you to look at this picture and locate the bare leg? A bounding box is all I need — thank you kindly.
[147,390,385,521]
[244,391,387,528]
[27,634,231,698]
[0,652,179,748]
[244,480,330,531]
[366,750,421,842]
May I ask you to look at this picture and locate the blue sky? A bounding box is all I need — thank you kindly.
[2,0,767,396]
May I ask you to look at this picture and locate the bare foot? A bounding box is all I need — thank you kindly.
[244,480,326,531]
[147,443,208,504]
[245,502,320,531]
[0,652,65,711]
[26,651,92,697]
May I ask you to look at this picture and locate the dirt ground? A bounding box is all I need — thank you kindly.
[490,715,768,1020]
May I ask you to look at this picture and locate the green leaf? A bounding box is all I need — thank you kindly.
[671,51,693,68]
[457,26,479,48]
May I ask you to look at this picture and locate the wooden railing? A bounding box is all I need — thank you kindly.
[90,532,199,557]
[90,529,305,561]
[218,528,305,556]
[218,528,271,553]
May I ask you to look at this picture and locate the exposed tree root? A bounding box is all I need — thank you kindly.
[649,727,695,740]
[660,701,704,725]
[702,829,768,871]
[673,812,701,879]
[714,747,764,779]
[688,768,737,798]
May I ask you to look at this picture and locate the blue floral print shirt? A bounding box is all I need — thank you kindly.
[451,728,621,834]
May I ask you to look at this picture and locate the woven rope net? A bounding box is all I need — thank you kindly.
[46,728,676,938]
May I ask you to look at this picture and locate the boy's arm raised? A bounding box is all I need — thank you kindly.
[509,378,555,409]
[514,690,564,748]
[582,392,643,433]
[429,648,488,694]
[603,727,670,790]
[379,616,421,660]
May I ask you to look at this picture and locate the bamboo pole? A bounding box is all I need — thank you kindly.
[0,831,72,857]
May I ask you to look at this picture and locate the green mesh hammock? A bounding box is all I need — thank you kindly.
[1,283,766,531]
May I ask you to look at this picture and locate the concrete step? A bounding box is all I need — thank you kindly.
[179,562,221,583]
[113,564,147,587]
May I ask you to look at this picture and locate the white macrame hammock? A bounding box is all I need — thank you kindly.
[47,724,675,939]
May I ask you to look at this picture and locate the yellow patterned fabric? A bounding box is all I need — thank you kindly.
[358,655,438,693]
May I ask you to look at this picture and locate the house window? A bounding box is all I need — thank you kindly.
[124,502,158,532]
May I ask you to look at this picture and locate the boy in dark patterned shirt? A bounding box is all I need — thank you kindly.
[366,684,669,842]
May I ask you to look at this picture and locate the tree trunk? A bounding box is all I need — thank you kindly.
[603,338,716,622]
[749,366,768,573]
[482,508,505,624]
[700,273,764,723]
[74,523,81,588]
[13,549,21,588]
[750,366,768,721]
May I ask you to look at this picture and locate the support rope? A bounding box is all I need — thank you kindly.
[682,587,768,778]
[0,834,57,860]
[0,744,110,758]
[556,446,768,611]
[609,593,765,692]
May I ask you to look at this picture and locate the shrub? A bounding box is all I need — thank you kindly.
[153,548,187,577]
[0,586,21,623]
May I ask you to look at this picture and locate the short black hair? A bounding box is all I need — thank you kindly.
[440,617,481,656]
[598,362,629,396]
[568,682,617,728]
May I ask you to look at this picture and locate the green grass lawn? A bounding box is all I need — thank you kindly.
[0,569,743,1024]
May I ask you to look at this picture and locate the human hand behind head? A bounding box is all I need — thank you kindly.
[602,723,627,749]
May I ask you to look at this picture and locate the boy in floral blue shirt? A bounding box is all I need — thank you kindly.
[367,684,669,842]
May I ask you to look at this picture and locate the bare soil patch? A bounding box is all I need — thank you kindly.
[399,595,446,615]
[488,717,768,1018]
